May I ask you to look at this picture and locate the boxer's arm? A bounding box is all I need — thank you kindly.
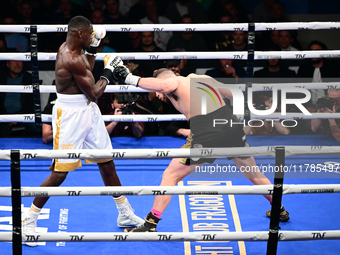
[86,54,96,71]
[68,57,108,101]
[138,77,179,94]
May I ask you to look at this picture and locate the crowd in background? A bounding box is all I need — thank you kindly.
[0,0,340,142]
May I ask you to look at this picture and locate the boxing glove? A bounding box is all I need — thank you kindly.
[86,26,106,56]
[100,55,124,83]
[113,65,140,86]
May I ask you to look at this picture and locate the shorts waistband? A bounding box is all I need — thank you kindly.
[57,93,89,102]
[189,105,231,126]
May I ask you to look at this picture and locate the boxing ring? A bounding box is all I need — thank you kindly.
[0,22,340,255]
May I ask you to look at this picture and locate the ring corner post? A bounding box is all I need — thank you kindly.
[10,150,22,255]
[266,146,285,255]
[30,25,42,130]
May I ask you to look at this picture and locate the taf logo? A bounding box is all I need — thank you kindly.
[70,235,84,241]
[147,117,158,121]
[202,234,216,240]
[295,54,306,59]
[24,116,34,120]
[26,235,40,242]
[158,234,172,240]
[114,235,128,241]
[152,190,167,195]
[233,55,244,59]
[67,153,81,158]
[149,55,160,59]
[23,153,37,159]
[56,27,67,32]
[67,191,82,196]
[156,150,169,157]
[312,232,326,239]
[112,152,126,158]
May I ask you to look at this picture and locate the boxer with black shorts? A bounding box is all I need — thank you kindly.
[110,63,290,232]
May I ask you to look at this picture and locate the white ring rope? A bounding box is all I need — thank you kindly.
[1,82,339,93]
[0,114,186,123]
[1,22,340,33]
[0,146,340,160]
[0,184,339,197]
[1,111,339,123]
[1,50,340,61]
[1,230,340,242]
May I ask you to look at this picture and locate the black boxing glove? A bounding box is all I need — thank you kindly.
[113,65,141,86]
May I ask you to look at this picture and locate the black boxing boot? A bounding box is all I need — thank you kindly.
[124,212,160,232]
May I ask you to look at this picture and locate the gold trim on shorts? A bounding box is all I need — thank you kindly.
[179,134,192,164]
[49,159,82,172]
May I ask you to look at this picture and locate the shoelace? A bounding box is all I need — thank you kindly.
[118,204,134,216]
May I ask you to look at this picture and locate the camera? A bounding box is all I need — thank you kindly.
[316,97,334,110]
[253,95,268,110]
[117,93,143,115]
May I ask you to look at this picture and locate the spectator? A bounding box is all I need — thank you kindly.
[31,0,58,24]
[105,93,145,138]
[297,40,338,104]
[165,0,207,24]
[278,30,303,69]
[89,9,116,54]
[52,0,84,24]
[127,0,147,23]
[86,0,106,16]
[269,2,287,22]
[227,30,248,51]
[244,97,290,135]
[253,44,296,116]
[167,14,207,52]
[223,0,249,23]
[128,0,168,23]
[41,93,57,144]
[167,14,208,72]
[2,13,29,52]
[254,44,296,78]
[17,0,34,25]
[134,31,164,77]
[164,58,190,77]
[279,30,299,51]
[103,0,132,52]
[0,57,36,137]
[105,0,129,23]
[270,30,279,46]
[205,58,246,82]
[119,0,139,16]
[311,89,340,142]
[252,0,275,22]
[139,0,172,51]
[208,10,233,51]
[127,31,142,51]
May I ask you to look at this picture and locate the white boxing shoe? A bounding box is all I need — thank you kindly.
[22,217,37,247]
[117,204,144,228]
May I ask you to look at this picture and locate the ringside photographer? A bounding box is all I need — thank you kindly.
[105,93,145,138]
[311,89,340,142]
